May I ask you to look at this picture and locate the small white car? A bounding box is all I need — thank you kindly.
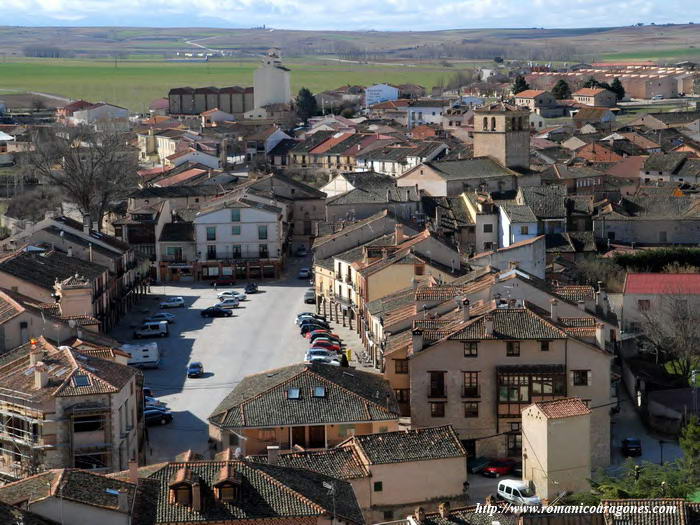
[304,349,340,366]
[497,480,541,506]
[160,297,185,309]
[218,297,240,309]
[217,290,247,301]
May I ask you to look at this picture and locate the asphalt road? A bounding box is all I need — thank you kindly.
[110,257,314,462]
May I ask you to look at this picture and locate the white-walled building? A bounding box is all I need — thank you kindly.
[365,83,400,108]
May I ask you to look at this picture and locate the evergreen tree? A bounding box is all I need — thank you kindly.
[582,77,601,88]
[610,77,626,100]
[295,87,318,124]
[512,75,530,94]
[551,79,572,99]
[680,416,700,488]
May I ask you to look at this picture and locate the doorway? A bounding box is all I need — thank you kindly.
[291,426,305,448]
[308,425,325,449]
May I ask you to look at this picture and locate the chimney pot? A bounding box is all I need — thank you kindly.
[117,489,129,513]
[412,328,424,351]
[484,315,494,336]
[29,343,42,365]
[34,362,48,389]
[461,299,470,322]
[577,300,586,311]
[549,298,559,322]
[438,501,451,518]
[267,445,280,465]
[191,483,202,512]
[128,459,139,484]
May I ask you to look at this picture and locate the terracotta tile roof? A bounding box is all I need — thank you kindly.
[0,501,57,525]
[514,89,546,98]
[0,290,24,324]
[534,397,591,419]
[142,460,364,524]
[624,273,700,295]
[348,425,465,464]
[414,278,494,302]
[209,363,399,430]
[553,285,595,302]
[418,505,517,525]
[156,168,208,187]
[574,88,609,97]
[601,499,689,525]
[2,289,98,327]
[384,329,413,357]
[248,447,369,480]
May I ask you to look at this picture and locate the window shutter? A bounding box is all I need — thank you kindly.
[587,371,592,386]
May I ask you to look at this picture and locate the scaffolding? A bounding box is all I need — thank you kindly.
[0,386,47,480]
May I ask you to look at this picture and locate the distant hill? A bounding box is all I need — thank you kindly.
[1,24,699,62]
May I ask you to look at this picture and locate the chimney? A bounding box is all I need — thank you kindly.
[438,502,451,518]
[191,483,202,512]
[128,459,139,484]
[549,299,559,322]
[595,323,605,349]
[34,361,48,389]
[413,507,426,524]
[67,246,73,258]
[267,445,280,465]
[82,216,90,234]
[29,342,42,365]
[117,489,129,513]
[461,299,470,322]
[484,315,494,336]
[508,260,519,270]
[412,329,424,351]
[577,300,586,311]
[382,248,388,260]
[395,222,404,243]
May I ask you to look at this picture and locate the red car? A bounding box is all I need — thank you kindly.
[482,458,516,478]
[305,330,339,340]
[211,278,235,286]
[311,340,342,352]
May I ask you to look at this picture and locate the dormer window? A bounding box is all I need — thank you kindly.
[174,486,192,506]
[218,483,239,502]
[287,388,301,399]
[313,386,326,398]
[73,375,91,387]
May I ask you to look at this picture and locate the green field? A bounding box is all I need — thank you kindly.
[601,47,700,61]
[0,57,462,111]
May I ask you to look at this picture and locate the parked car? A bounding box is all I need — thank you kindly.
[160,297,185,308]
[296,313,326,325]
[133,321,169,339]
[305,329,339,340]
[482,458,517,477]
[303,290,316,304]
[296,246,308,257]
[218,290,247,301]
[651,94,664,100]
[304,349,341,365]
[218,297,240,309]
[144,407,172,426]
[496,480,541,506]
[468,456,491,474]
[143,387,154,398]
[299,318,330,329]
[300,323,329,336]
[245,283,259,294]
[622,437,642,457]
[144,396,167,409]
[298,267,311,279]
[211,278,236,286]
[187,362,204,378]
[201,306,233,318]
[311,340,341,352]
[309,333,341,344]
[144,312,176,324]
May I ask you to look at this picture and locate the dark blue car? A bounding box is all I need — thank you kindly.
[187,362,204,378]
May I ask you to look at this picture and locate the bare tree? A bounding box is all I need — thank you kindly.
[27,125,138,231]
[640,293,700,385]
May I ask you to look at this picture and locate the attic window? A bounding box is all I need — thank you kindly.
[313,386,326,398]
[218,484,239,502]
[287,388,301,399]
[174,486,192,506]
[73,375,91,387]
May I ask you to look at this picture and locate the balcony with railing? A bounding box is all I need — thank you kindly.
[462,385,481,398]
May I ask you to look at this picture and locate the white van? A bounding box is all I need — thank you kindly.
[497,480,541,506]
[133,320,169,338]
[122,343,161,369]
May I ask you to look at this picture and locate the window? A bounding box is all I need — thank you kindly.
[383,510,394,520]
[303,221,312,235]
[230,209,240,222]
[659,231,667,242]
[572,370,590,386]
[483,117,488,130]
[463,372,479,397]
[464,342,478,357]
[507,422,522,456]
[414,265,425,276]
[219,485,238,502]
[483,224,493,233]
[394,359,409,374]
[73,415,104,433]
[520,225,529,235]
[464,402,479,418]
[73,375,91,387]
[312,386,326,398]
[483,242,493,250]
[259,244,269,258]
[287,388,301,399]
[394,388,410,403]
[430,402,445,417]
[506,341,520,356]
[429,371,446,397]
[638,299,650,311]
[373,481,383,492]
[231,245,241,258]
[231,225,241,235]
[258,225,268,240]
[206,227,216,241]
[206,245,217,260]
[175,486,192,506]
[540,341,550,352]
[166,247,183,261]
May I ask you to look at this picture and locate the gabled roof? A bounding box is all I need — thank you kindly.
[643,151,688,172]
[0,290,24,325]
[500,203,537,223]
[532,397,591,419]
[247,447,369,480]
[518,185,567,219]
[624,273,700,295]
[346,425,465,465]
[326,173,420,206]
[514,89,546,98]
[208,363,399,429]
[573,88,611,97]
[420,157,515,181]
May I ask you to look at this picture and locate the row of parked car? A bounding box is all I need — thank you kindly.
[296,313,346,366]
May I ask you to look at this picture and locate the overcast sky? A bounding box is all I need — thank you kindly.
[3,0,699,30]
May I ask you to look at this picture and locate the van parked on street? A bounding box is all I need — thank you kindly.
[133,320,169,339]
[496,480,541,506]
